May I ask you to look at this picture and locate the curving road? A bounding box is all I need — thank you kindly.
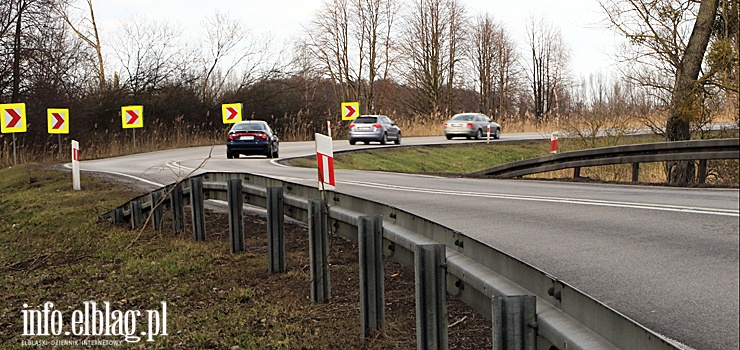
[77,133,739,350]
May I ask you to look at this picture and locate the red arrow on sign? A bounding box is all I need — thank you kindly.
[5,109,21,128]
[345,105,356,118]
[126,110,139,125]
[52,113,65,129]
[226,107,238,120]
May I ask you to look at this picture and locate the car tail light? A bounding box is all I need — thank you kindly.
[467,123,474,128]
[444,122,449,127]
[228,132,267,140]
[373,124,382,129]
[350,124,356,129]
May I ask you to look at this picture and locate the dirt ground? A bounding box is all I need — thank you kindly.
[193,207,493,349]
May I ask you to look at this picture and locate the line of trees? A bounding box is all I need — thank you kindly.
[1,0,737,183]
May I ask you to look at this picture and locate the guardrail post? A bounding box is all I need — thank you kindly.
[697,160,707,184]
[228,179,244,253]
[170,184,184,235]
[113,207,124,225]
[131,199,143,229]
[492,295,537,350]
[631,163,640,182]
[267,187,285,273]
[309,198,330,303]
[573,167,581,179]
[415,244,448,350]
[151,191,163,231]
[359,215,385,339]
[190,177,206,241]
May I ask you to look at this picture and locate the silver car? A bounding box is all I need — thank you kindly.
[349,115,401,145]
[444,113,501,140]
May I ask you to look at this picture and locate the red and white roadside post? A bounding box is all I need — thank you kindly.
[486,124,491,143]
[315,133,335,191]
[550,132,559,154]
[71,140,80,190]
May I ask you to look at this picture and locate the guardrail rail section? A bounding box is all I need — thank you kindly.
[103,172,684,350]
[471,138,740,181]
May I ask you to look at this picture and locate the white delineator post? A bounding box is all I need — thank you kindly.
[487,124,491,143]
[327,120,332,138]
[315,133,335,190]
[550,132,559,154]
[71,140,80,190]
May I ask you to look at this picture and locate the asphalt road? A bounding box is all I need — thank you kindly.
[78,133,739,350]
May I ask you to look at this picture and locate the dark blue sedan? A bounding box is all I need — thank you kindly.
[226,121,279,159]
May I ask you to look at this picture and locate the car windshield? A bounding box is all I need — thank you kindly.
[451,114,476,121]
[353,116,378,124]
[232,122,266,131]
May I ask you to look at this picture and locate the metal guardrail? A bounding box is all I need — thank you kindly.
[103,172,682,350]
[470,138,740,180]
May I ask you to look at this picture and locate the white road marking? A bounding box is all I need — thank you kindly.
[63,163,165,187]
[339,180,739,217]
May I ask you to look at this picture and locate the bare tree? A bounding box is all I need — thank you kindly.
[399,0,468,118]
[524,16,570,122]
[198,10,272,105]
[111,16,189,94]
[54,0,105,92]
[355,0,399,113]
[469,14,519,121]
[601,0,723,184]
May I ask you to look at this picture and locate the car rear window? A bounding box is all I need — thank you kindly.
[451,114,475,121]
[353,116,377,124]
[233,123,266,131]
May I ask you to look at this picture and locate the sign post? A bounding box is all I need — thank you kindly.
[550,132,559,154]
[48,108,69,160]
[1,103,27,166]
[222,103,242,124]
[341,102,359,121]
[71,140,80,190]
[122,105,144,152]
[315,133,335,191]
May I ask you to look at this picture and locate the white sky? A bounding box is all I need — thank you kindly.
[92,0,622,78]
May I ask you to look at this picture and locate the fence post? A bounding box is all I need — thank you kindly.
[415,244,448,350]
[131,199,143,229]
[190,177,206,241]
[573,167,581,179]
[228,179,244,253]
[113,207,124,225]
[492,295,537,350]
[171,184,184,235]
[359,215,385,339]
[309,198,330,302]
[697,160,708,184]
[151,191,163,231]
[631,163,640,182]
[267,187,286,273]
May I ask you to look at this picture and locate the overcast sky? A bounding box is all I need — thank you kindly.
[92,0,622,78]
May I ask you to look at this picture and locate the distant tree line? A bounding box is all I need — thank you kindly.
[1,0,737,183]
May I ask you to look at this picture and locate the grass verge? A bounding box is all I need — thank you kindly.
[0,164,491,349]
[284,133,739,186]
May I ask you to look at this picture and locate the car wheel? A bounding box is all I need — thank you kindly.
[494,128,501,139]
[349,139,356,145]
[363,141,370,145]
[475,129,482,140]
[446,135,453,140]
[226,151,233,159]
[394,132,401,145]
[380,133,388,145]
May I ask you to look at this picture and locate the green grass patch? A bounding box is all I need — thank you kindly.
[288,140,551,174]
[2,164,490,348]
